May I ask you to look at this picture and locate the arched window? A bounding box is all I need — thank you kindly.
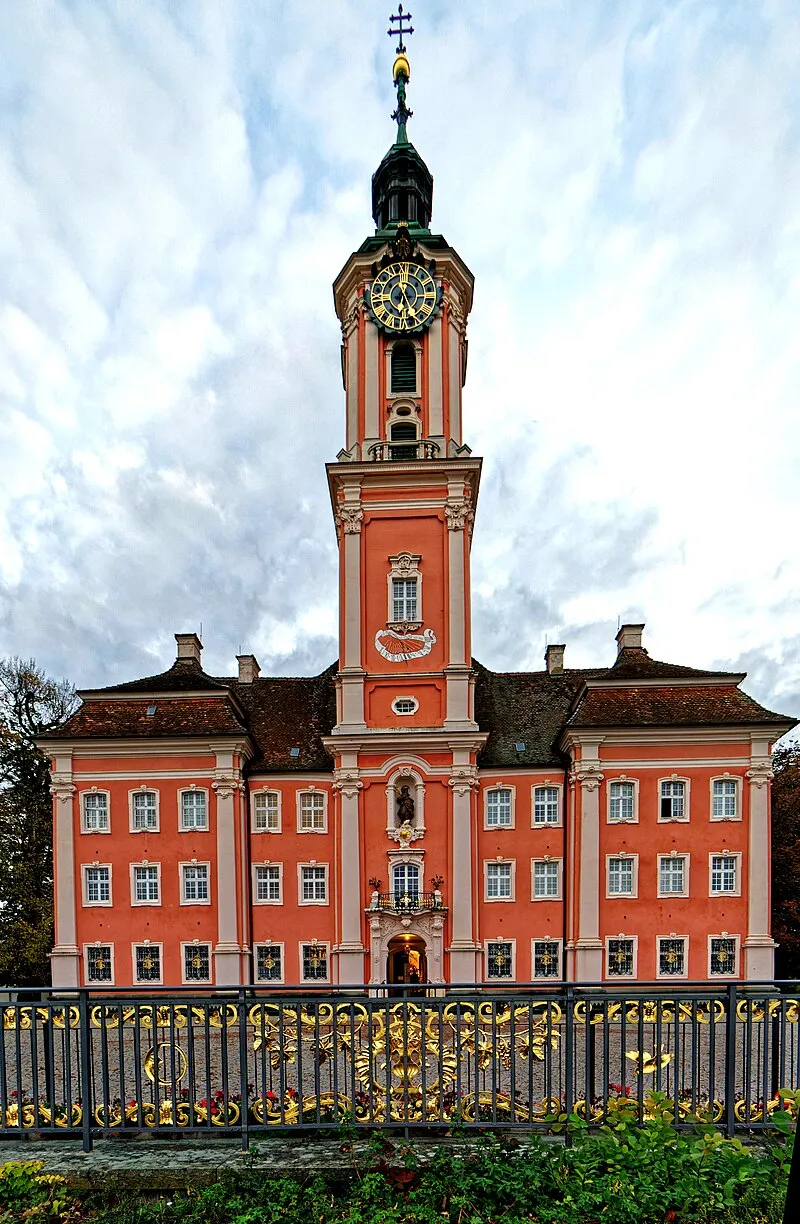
[392,863,420,905]
[391,343,417,393]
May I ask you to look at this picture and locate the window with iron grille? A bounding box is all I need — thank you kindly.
[299,792,326,830]
[607,938,634,977]
[181,790,207,830]
[182,864,208,902]
[392,863,420,902]
[132,790,158,830]
[392,578,418,622]
[658,855,686,896]
[301,865,327,902]
[533,860,560,898]
[135,944,161,983]
[486,941,513,978]
[253,791,280,831]
[390,343,417,393]
[85,866,110,904]
[712,779,738,819]
[255,864,281,902]
[301,943,328,980]
[87,946,112,982]
[486,789,512,827]
[133,865,159,903]
[256,945,283,981]
[710,855,737,894]
[608,857,634,895]
[660,780,686,821]
[533,786,559,825]
[184,943,211,982]
[658,937,686,976]
[710,937,737,976]
[609,781,635,821]
[533,940,560,978]
[486,861,512,899]
[82,792,109,831]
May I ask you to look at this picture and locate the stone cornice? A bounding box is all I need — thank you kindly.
[582,675,747,690]
[558,725,790,751]
[323,731,488,756]
[37,736,254,759]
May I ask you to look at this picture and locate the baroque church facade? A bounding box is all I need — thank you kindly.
[42,38,794,991]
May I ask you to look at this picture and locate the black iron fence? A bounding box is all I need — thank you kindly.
[1,982,799,1151]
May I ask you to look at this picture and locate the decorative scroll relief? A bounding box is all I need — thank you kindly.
[444,499,474,532]
[337,505,364,535]
[375,627,436,662]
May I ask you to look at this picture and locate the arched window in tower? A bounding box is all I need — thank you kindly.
[389,421,418,461]
[391,343,417,394]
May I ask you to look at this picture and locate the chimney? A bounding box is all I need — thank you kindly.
[616,623,645,654]
[236,654,261,684]
[175,632,203,665]
[544,644,565,674]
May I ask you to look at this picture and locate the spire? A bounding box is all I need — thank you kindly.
[388,5,414,144]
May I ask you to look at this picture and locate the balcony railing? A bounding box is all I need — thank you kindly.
[367,439,441,462]
[371,892,443,913]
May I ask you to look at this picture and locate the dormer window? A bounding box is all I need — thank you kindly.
[391,343,417,394]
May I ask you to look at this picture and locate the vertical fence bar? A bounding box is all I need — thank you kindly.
[78,991,92,1152]
[238,989,250,1150]
[564,984,574,1136]
[725,983,738,1138]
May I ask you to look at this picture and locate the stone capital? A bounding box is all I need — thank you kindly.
[746,760,773,788]
[444,498,474,533]
[573,764,604,793]
[337,505,364,534]
[50,778,77,804]
[334,769,363,800]
[212,776,243,801]
[449,765,479,796]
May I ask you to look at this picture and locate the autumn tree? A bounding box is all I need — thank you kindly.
[0,658,78,987]
[771,741,800,980]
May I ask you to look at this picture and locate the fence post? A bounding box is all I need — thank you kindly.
[725,983,738,1138]
[78,991,92,1153]
[564,984,574,1143]
[238,988,250,1152]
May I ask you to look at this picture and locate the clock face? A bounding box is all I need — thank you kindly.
[367,262,440,333]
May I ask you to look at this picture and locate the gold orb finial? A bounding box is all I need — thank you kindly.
[393,52,410,83]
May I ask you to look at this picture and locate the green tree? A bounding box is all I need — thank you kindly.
[0,658,78,987]
[772,741,800,980]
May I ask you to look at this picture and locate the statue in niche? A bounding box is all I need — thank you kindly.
[396,785,415,826]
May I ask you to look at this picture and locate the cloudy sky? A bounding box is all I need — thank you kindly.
[1,0,798,731]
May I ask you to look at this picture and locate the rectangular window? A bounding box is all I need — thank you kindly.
[132,790,158,831]
[256,945,283,981]
[533,786,559,825]
[660,780,686,821]
[299,792,326,831]
[486,941,513,979]
[253,792,280,831]
[532,940,561,979]
[301,865,327,903]
[134,944,161,983]
[255,864,282,903]
[82,792,109,832]
[609,781,635,822]
[392,577,418,622]
[710,855,738,894]
[608,857,634,895]
[85,866,110,904]
[486,789,512,827]
[712,779,738,819]
[659,855,687,896]
[182,863,209,902]
[658,937,686,977]
[486,861,512,899]
[533,860,560,898]
[86,945,112,983]
[607,938,635,977]
[710,936,737,976]
[301,943,328,981]
[183,943,211,982]
[181,790,207,830]
[133,865,159,903]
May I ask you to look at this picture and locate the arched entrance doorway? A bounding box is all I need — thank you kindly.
[387,933,427,992]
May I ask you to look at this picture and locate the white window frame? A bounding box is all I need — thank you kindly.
[179,786,209,831]
[253,861,283,905]
[297,788,328,833]
[484,859,515,902]
[254,941,285,984]
[531,938,563,980]
[81,863,113,907]
[391,696,419,717]
[484,939,516,981]
[656,935,689,980]
[386,553,422,625]
[180,860,211,905]
[128,786,159,833]
[181,941,213,984]
[709,852,741,897]
[80,789,110,834]
[531,857,562,900]
[658,776,690,823]
[607,777,639,824]
[605,935,638,979]
[299,940,331,983]
[710,775,742,821]
[252,788,282,833]
[532,782,562,827]
[657,853,690,898]
[130,861,161,906]
[708,934,740,977]
[484,785,515,830]
[132,942,164,986]
[606,854,638,898]
[83,943,114,985]
[298,861,329,906]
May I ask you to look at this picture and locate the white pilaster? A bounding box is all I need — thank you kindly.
[213,753,243,985]
[427,315,443,437]
[448,766,479,982]
[335,767,366,984]
[744,752,776,979]
[574,762,604,981]
[50,758,79,987]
